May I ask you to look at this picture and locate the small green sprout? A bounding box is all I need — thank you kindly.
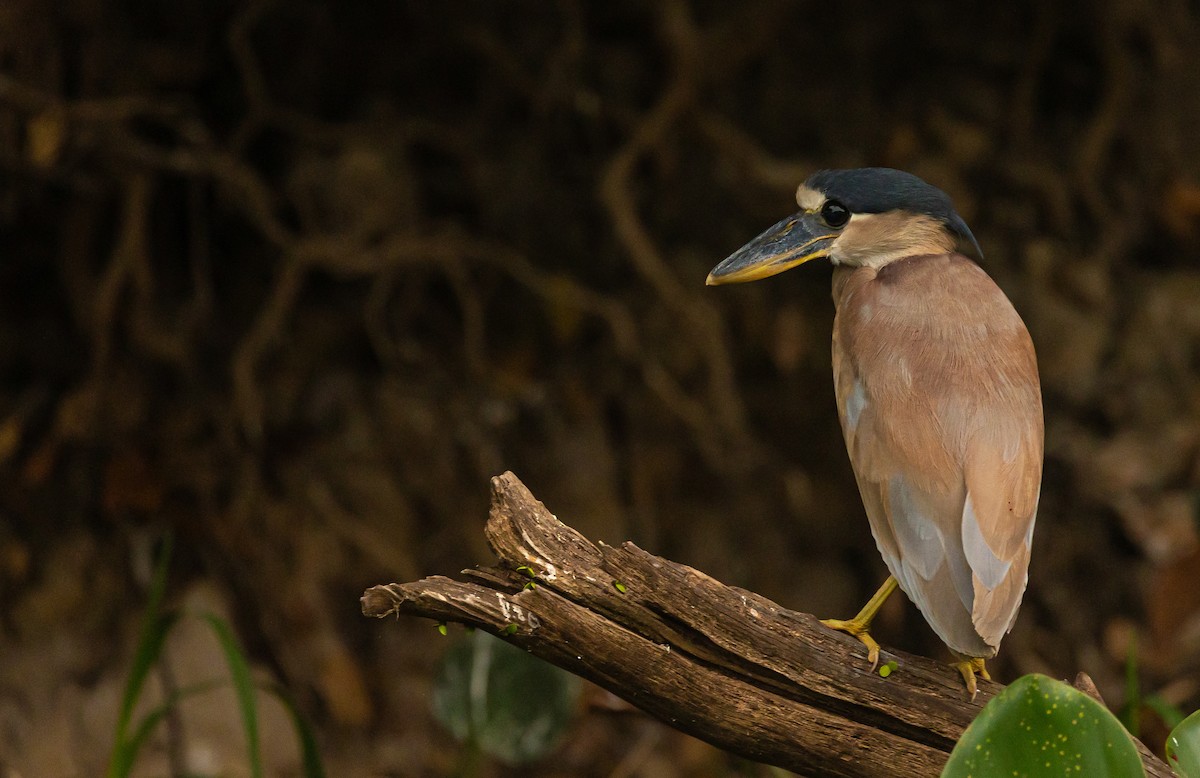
[879,660,898,678]
[613,580,627,593]
[503,624,519,635]
[524,581,537,590]
[515,565,535,578]
[437,622,448,636]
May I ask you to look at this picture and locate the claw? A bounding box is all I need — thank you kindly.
[821,617,882,671]
[952,657,989,701]
[819,577,899,673]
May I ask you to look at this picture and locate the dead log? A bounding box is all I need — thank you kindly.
[361,471,1172,778]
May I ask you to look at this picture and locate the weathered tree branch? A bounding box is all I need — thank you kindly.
[362,472,1172,777]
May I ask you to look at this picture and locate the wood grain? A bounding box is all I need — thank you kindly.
[362,471,1172,778]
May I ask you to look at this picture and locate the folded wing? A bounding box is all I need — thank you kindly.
[831,255,1043,656]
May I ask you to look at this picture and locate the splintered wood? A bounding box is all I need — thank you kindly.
[362,472,1173,778]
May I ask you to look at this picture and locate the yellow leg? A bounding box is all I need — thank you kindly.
[951,656,990,700]
[820,576,899,671]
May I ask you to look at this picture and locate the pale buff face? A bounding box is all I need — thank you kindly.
[794,184,957,269]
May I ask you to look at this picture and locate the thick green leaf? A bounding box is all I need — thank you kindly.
[942,674,1145,778]
[1167,708,1200,778]
[431,630,580,765]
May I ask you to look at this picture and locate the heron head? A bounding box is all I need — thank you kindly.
[707,168,982,285]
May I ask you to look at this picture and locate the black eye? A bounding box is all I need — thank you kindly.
[821,199,850,228]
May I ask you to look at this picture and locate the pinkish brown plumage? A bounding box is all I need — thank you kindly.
[832,253,1042,657]
[709,168,1044,697]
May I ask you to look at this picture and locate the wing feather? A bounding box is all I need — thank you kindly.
[832,255,1043,656]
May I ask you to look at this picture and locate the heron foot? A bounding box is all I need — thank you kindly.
[820,617,882,671]
[819,577,899,672]
[951,656,990,701]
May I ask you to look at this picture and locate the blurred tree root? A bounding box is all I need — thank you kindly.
[5,0,1200,770]
[363,472,1173,778]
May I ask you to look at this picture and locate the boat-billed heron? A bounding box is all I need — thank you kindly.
[708,168,1043,697]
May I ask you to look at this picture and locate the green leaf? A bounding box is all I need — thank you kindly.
[119,680,224,766]
[941,674,1145,778]
[1120,632,1141,737]
[261,682,327,778]
[103,534,326,778]
[1167,708,1200,778]
[106,533,176,778]
[1145,694,1186,731]
[431,630,580,765]
[198,612,263,778]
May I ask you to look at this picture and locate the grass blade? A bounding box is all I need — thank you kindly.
[198,612,262,778]
[261,683,327,778]
[1145,694,1186,731]
[1120,632,1141,737]
[105,533,176,778]
[120,679,225,764]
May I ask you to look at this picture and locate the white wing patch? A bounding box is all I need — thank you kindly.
[962,492,1012,590]
[887,476,945,580]
[845,380,868,431]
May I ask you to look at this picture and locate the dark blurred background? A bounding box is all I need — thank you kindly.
[2,0,1199,775]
